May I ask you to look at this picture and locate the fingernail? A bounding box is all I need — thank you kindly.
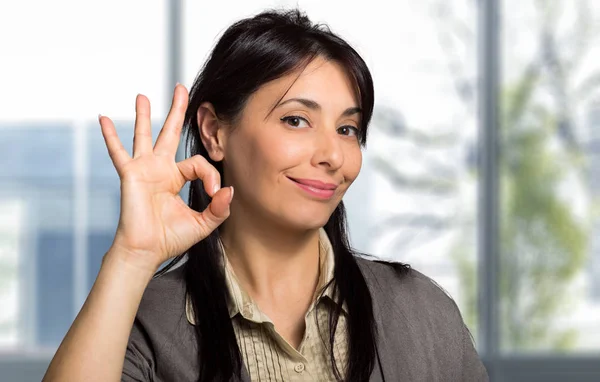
[213,184,220,196]
[229,186,234,203]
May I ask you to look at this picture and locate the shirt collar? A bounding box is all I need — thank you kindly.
[185,227,346,326]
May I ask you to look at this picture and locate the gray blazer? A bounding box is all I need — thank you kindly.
[122,257,489,381]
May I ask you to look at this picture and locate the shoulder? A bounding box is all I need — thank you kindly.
[135,261,190,330]
[124,261,200,381]
[356,256,456,306]
[355,256,466,330]
[142,262,188,308]
[355,256,488,381]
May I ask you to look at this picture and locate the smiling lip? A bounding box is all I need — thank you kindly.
[287,177,338,199]
[288,177,338,190]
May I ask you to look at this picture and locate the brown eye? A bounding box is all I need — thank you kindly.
[281,116,309,128]
[337,125,359,137]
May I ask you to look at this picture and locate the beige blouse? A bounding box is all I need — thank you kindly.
[185,228,349,381]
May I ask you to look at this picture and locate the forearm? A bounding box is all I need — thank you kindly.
[43,250,156,382]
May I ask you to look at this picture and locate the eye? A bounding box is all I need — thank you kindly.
[337,125,359,137]
[281,115,310,128]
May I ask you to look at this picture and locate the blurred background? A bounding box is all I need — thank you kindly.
[0,0,599,380]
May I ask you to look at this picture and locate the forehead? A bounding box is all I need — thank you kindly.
[247,57,359,117]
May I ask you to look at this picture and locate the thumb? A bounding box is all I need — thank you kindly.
[192,186,234,238]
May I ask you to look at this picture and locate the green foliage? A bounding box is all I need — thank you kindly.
[453,64,590,351]
[499,71,588,350]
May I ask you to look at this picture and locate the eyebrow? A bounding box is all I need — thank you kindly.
[275,97,362,118]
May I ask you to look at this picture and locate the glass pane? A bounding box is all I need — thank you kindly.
[36,230,74,347]
[501,0,600,353]
[183,0,479,341]
[0,199,25,348]
[0,126,74,350]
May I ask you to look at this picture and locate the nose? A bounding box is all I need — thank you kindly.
[311,127,344,170]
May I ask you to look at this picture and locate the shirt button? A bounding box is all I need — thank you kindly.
[294,363,305,373]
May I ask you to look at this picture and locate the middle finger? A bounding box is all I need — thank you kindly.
[133,94,154,157]
[154,83,189,158]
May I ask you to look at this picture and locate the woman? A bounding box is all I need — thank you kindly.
[44,8,488,382]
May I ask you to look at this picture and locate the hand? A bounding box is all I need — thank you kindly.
[98,84,233,272]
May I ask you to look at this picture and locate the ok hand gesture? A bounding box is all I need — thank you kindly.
[98,84,233,272]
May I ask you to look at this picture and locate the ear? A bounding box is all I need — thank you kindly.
[197,102,225,162]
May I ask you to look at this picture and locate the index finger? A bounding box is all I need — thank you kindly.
[176,154,222,197]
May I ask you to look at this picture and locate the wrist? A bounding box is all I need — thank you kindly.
[103,244,160,280]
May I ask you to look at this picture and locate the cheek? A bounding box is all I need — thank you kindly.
[229,129,305,186]
[253,131,307,169]
[224,133,260,185]
[344,146,363,183]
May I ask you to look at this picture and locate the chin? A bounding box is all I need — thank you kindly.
[278,207,333,231]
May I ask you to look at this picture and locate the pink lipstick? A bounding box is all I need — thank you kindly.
[287,177,338,199]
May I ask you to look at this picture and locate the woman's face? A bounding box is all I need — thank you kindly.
[222,56,363,230]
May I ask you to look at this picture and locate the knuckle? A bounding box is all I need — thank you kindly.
[194,153,208,163]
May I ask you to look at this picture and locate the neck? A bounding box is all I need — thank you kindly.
[219,207,321,303]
